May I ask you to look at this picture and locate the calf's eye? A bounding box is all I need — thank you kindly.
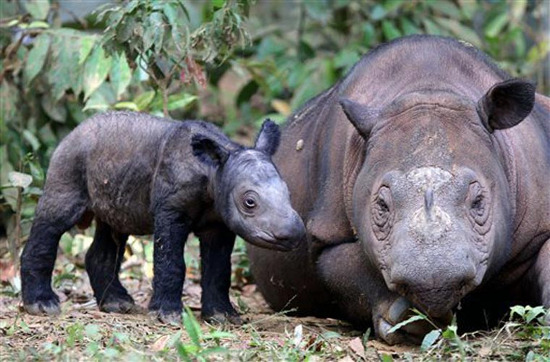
[244,198,256,209]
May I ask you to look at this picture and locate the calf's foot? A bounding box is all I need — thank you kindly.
[202,302,242,325]
[99,293,136,314]
[24,293,61,316]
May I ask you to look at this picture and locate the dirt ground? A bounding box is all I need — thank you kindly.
[1,236,548,361]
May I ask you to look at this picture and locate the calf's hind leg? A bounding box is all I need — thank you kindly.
[85,220,134,313]
[21,191,88,315]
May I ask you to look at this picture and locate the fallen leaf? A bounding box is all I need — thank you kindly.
[151,335,170,352]
[0,261,16,282]
[241,284,257,297]
[349,337,365,359]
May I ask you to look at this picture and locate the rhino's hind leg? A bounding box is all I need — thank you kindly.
[85,220,134,314]
[21,192,88,315]
[198,226,241,325]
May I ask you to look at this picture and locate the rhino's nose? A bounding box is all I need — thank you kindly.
[274,214,306,248]
[388,253,477,317]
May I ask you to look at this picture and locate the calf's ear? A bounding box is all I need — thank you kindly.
[191,134,230,167]
[339,98,377,139]
[255,119,280,156]
[477,79,535,132]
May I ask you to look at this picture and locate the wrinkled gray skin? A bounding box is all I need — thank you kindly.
[248,35,550,344]
[21,111,305,323]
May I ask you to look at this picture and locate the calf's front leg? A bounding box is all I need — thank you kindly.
[148,208,190,323]
[197,226,241,324]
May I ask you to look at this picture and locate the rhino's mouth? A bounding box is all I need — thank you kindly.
[394,284,469,318]
[247,232,300,251]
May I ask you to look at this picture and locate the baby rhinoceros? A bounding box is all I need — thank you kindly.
[20,111,305,324]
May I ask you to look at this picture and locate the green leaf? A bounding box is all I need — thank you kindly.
[22,130,40,151]
[110,52,132,99]
[83,90,109,111]
[143,12,166,53]
[48,31,82,100]
[304,0,330,22]
[8,171,33,189]
[433,17,481,47]
[24,34,50,87]
[420,329,441,351]
[458,0,477,19]
[212,0,225,10]
[166,93,197,111]
[511,0,527,21]
[83,46,113,100]
[28,21,49,28]
[182,307,201,347]
[484,13,508,38]
[371,4,387,21]
[23,0,50,20]
[441,324,458,339]
[40,92,67,122]
[400,18,420,36]
[114,102,139,111]
[84,324,101,340]
[427,0,461,18]
[382,20,401,40]
[79,36,95,65]
[423,18,443,35]
[527,41,550,63]
[134,91,156,111]
[387,315,425,334]
[363,23,375,47]
[380,354,394,362]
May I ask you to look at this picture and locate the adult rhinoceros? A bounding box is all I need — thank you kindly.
[247,35,550,344]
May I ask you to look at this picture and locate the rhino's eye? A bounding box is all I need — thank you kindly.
[372,186,393,240]
[244,198,256,209]
[241,191,258,212]
[467,182,491,234]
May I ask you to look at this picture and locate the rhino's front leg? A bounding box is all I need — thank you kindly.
[317,242,444,344]
[197,225,241,325]
[148,208,189,323]
[530,239,550,325]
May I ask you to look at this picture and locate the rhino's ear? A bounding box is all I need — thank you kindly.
[191,134,230,167]
[477,79,536,133]
[339,98,378,139]
[255,119,280,156]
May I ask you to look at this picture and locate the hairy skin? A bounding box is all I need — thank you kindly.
[247,35,550,344]
[21,111,305,323]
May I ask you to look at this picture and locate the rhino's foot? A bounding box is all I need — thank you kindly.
[24,297,61,316]
[148,309,182,325]
[375,297,451,345]
[99,294,137,314]
[203,311,243,325]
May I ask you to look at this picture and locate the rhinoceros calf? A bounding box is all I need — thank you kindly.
[21,111,305,323]
[247,35,550,344]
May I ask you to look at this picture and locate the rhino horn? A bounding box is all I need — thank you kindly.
[477,78,536,132]
[339,98,378,139]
